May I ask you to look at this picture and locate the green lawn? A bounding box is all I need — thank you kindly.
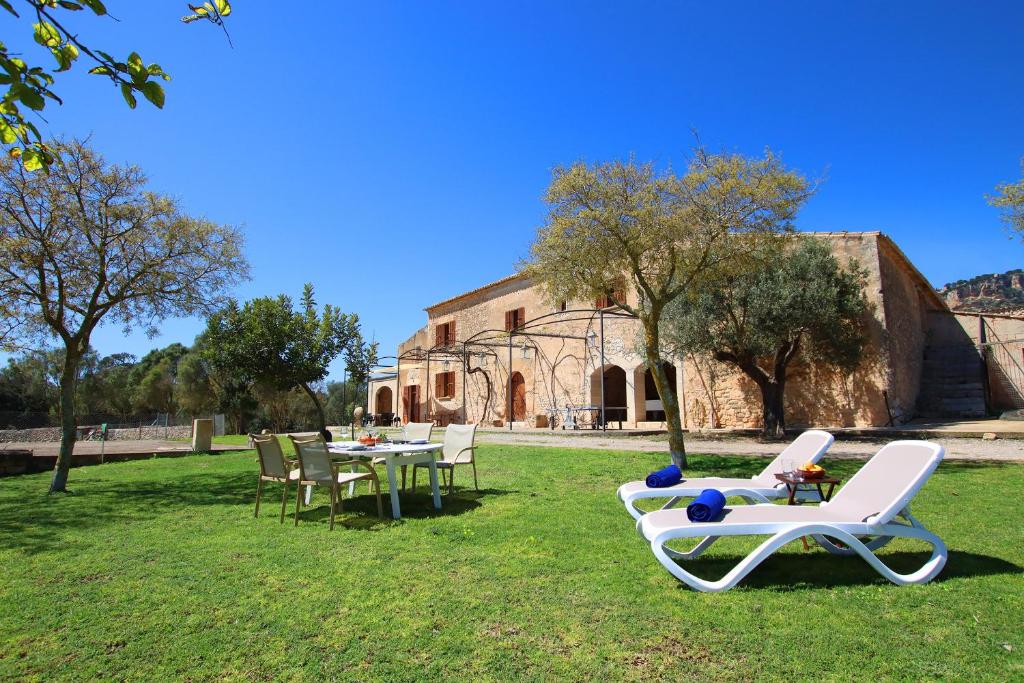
[1,443,1022,681]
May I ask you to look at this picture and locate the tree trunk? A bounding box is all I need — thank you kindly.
[300,382,331,442]
[643,320,687,469]
[50,350,82,494]
[759,378,786,439]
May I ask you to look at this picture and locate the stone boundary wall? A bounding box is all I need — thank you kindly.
[0,425,193,443]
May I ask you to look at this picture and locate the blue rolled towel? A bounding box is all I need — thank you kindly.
[687,489,726,522]
[646,464,682,488]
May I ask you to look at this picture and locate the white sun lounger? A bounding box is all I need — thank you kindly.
[637,440,947,592]
[616,430,835,521]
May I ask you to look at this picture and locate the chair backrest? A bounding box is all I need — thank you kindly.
[442,423,477,463]
[752,430,835,485]
[251,433,289,479]
[404,422,434,442]
[823,440,944,524]
[288,435,335,483]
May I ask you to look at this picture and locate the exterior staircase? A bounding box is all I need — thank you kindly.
[916,345,987,418]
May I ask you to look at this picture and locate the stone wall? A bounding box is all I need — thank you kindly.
[388,232,948,430]
[0,425,193,443]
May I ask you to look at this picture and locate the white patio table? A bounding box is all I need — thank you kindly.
[320,441,443,519]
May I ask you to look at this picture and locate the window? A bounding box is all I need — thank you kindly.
[594,278,626,309]
[435,371,456,399]
[504,307,526,331]
[434,320,456,346]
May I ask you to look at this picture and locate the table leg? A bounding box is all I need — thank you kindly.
[385,459,401,519]
[348,462,358,497]
[427,460,442,510]
[787,484,797,505]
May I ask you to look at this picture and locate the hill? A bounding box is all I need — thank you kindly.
[939,269,1024,312]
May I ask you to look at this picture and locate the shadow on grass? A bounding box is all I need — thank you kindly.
[0,466,518,553]
[667,550,1022,591]
[292,487,517,530]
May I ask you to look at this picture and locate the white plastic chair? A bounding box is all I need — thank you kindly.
[637,441,947,592]
[412,423,477,495]
[289,434,383,528]
[617,430,834,520]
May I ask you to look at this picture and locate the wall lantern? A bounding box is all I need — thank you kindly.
[520,342,532,360]
[586,330,598,350]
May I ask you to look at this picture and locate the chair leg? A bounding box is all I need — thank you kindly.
[254,477,264,517]
[449,468,455,495]
[411,466,417,493]
[294,480,303,526]
[401,465,407,491]
[472,461,479,491]
[329,484,337,531]
[374,477,383,519]
[280,479,289,524]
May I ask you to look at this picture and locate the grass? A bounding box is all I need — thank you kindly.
[1,442,1022,681]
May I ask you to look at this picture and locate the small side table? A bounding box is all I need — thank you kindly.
[775,472,842,550]
[774,472,841,505]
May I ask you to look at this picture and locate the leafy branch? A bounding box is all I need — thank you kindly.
[0,1,234,172]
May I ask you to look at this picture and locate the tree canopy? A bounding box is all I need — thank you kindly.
[0,139,248,491]
[524,145,813,466]
[988,159,1024,237]
[663,236,869,437]
[202,284,373,440]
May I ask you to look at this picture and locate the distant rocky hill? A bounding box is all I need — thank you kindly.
[939,269,1024,312]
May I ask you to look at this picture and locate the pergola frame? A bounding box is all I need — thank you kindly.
[394,307,637,430]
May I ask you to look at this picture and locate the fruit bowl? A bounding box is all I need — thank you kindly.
[797,466,826,479]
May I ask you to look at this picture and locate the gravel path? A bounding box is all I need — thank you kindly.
[475,430,1024,462]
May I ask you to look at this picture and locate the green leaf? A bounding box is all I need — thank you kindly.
[88,65,112,76]
[81,0,106,15]
[32,22,62,49]
[215,0,231,16]
[188,3,210,16]
[127,52,145,83]
[120,83,137,109]
[22,147,44,172]
[147,63,171,82]
[0,0,18,18]
[0,120,16,144]
[13,85,45,111]
[57,1,84,10]
[140,81,164,109]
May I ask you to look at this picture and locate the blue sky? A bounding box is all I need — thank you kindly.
[12,1,1024,380]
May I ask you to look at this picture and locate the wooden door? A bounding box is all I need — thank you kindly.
[403,385,420,423]
[510,372,526,421]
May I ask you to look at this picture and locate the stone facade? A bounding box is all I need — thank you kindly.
[369,232,980,430]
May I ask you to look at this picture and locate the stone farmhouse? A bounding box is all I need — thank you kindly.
[367,232,1024,431]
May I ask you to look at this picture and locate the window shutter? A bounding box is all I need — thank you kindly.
[517,307,525,329]
[435,374,442,398]
[449,320,456,343]
[435,325,442,346]
[504,310,512,331]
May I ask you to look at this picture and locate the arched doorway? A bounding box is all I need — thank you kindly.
[510,372,527,421]
[643,362,677,421]
[375,386,393,415]
[591,365,627,425]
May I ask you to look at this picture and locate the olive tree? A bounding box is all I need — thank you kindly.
[663,237,869,438]
[988,159,1024,237]
[0,139,248,492]
[524,146,812,468]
